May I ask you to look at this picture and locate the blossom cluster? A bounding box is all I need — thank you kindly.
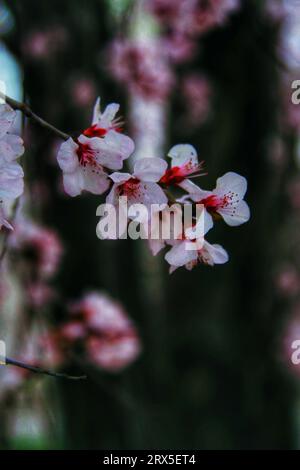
[0,96,250,275]
[107,1,240,127]
[1,291,140,395]
[57,98,250,273]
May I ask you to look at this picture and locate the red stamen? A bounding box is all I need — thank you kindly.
[119,178,140,197]
[83,125,108,138]
[76,142,96,167]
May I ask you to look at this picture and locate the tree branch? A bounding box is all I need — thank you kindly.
[0,92,70,141]
[5,357,87,381]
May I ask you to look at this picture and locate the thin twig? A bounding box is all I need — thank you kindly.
[0,92,70,141]
[5,357,87,381]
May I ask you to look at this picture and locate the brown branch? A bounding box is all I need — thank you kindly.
[0,92,70,141]
[5,357,87,381]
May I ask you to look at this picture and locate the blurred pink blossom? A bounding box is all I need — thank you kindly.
[162,32,197,64]
[62,292,141,372]
[181,74,212,125]
[70,78,97,107]
[276,266,300,296]
[149,0,240,36]
[26,282,57,309]
[23,26,68,60]
[108,39,175,101]
[10,219,63,280]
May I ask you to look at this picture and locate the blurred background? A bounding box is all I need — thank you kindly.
[1,0,300,450]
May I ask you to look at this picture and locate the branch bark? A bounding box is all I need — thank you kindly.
[5,357,87,380]
[0,92,70,141]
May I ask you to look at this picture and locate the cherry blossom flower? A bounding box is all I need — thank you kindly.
[188,172,250,227]
[87,334,140,372]
[0,104,25,229]
[83,97,125,138]
[57,99,134,197]
[61,292,141,372]
[159,144,204,192]
[107,157,168,214]
[165,218,228,273]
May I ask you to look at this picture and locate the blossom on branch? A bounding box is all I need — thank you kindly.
[57,98,134,196]
[160,144,205,192]
[187,172,250,227]
[165,214,228,273]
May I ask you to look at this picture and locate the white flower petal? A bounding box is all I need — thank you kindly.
[92,97,101,125]
[178,179,202,194]
[188,186,212,202]
[81,166,110,195]
[0,206,13,231]
[99,103,120,127]
[62,169,84,197]
[0,164,24,199]
[106,184,119,205]
[109,172,132,184]
[215,172,248,200]
[219,200,250,226]
[148,238,165,256]
[57,138,79,173]
[0,134,24,162]
[0,104,16,139]
[168,144,198,167]
[104,130,135,161]
[134,157,168,182]
[201,241,229,265]
[130,181,168,208]
[165,241,198,267]
[78,134,123,170]
[169,264,179,274]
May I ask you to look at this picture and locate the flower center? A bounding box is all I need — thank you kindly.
[160,161,204,187]
[83,121,123,138]
[199,194,220,211]
[83,125,108,138]
[76,142,96,167]
[119,178,140,197]
[160,166,186,186]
